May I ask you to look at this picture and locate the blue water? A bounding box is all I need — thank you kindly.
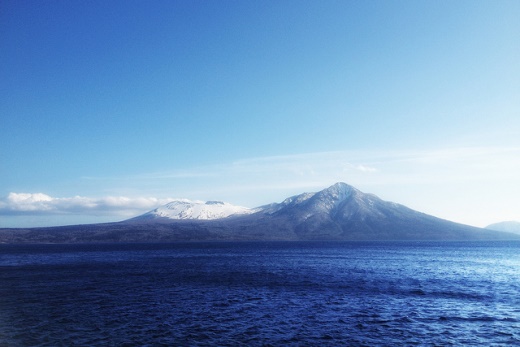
[1,241,519,346]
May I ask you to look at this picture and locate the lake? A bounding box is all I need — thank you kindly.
[1,241,519,346]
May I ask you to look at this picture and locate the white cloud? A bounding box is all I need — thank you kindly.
[76,145,520,201]
[0,193,173,217]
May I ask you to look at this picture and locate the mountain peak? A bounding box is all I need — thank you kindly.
[308,182,357,210]
[321,182,355,197]
[330,182,353,189]
[261,182,357,216]
[135,199,253,221]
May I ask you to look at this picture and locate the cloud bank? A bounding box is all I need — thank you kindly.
[0,193,172,217]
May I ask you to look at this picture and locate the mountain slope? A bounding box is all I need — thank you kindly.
[1,183,518,243]
[486,221,520,235]
[221,183,508,241]
[130,199,253,221]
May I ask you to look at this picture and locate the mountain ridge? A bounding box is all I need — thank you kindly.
[131,199,253,221]
[1,183,518,243]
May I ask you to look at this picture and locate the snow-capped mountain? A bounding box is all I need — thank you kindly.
[2,182,519,243]
[133,199,254,221]
[261,182,385,217]
[237,182,459,240]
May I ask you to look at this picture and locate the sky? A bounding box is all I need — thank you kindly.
[1,0,519,228]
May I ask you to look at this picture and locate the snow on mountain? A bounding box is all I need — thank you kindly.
[138,199,254,220]
[260,192,314,214]
[308,182,355,213]
[261,182,356,215]
[3,182,520,243]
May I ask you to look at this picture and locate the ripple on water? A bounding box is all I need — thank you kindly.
[0,241,519,346]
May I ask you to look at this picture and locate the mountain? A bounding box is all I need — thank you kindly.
[1,183,518,243]
[130,199,254,221]
[209,182,516,241]
[485,221,520,235]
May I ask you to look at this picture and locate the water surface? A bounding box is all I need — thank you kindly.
[1,241,519,346]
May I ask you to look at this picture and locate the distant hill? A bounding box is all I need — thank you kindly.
[1,183,518,243]
[485,221,520,235]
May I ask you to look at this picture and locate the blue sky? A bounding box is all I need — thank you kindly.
[1,0,519,228]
